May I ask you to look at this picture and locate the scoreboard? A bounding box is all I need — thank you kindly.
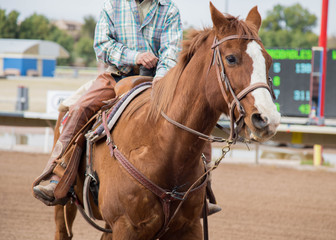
[325,50,336,118]
[267,48,336,118]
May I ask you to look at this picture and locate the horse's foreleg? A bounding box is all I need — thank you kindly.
[54,202,77,240]
[108,216,156,240]
[100,224,113,240]
[161,221,203,240]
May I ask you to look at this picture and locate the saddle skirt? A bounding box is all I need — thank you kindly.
[85,81,152,142]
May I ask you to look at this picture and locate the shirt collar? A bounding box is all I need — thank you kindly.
[128,0,169,5]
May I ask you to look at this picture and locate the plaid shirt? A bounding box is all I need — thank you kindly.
[94,0,183,78]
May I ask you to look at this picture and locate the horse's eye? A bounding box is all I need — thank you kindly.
[226,55,237,65]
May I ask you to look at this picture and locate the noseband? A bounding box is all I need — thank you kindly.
[209,34,276,142]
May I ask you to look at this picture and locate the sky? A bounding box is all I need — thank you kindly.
[0,0,335,35]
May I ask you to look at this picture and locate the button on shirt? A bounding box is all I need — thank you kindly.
[94,0,183,78]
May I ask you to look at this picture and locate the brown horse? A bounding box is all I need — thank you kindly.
[53,2,280,240]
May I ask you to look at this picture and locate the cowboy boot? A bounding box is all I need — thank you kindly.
[33,72,117,205]
[33,107,90,205]
[32,139,68,205]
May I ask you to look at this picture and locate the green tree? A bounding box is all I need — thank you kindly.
[75,15,97,66]
[0,9,20,38]
[17,13,75,65]
[81,15,97,39]
[75,37,96,66]
[47,25,75,65]
[19,13,51,39]
[260,4,318,48]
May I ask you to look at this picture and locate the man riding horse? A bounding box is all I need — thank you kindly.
[33,0,220,214]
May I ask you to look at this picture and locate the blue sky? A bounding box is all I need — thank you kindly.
[0,0,335,35]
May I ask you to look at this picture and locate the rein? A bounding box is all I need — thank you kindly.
[161,111,227,143]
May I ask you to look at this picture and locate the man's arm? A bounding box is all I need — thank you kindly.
[94,1,139,69]
[155,5,183,79]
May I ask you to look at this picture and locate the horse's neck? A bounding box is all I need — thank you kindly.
[166,37,220,140]
[157,36,220,178]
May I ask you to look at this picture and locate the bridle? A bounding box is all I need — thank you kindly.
[161,34,276,144]
[210,34,275,142]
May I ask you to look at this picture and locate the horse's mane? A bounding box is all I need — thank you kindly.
[147,28,213,121]
[124,15,259,122]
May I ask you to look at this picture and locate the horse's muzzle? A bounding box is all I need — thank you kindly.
[249,112,280,141]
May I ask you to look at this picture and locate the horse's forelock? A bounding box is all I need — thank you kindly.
[221,15,259,39]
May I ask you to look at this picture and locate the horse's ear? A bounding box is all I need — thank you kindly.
[210,2,229,34]
[245,6,262,32]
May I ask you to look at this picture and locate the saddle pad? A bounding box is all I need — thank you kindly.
[86,82,152,142]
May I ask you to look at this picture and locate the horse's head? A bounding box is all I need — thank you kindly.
[206,2,280,142]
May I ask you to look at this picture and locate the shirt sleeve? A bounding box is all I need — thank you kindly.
[93,1,139,69]
[155,5,183,78]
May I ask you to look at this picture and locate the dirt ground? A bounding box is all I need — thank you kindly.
[0,150,335,240]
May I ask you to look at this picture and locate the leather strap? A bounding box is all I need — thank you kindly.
[101,111,208,239]
[202,197,209,240]
[211,34,261,49]
[73,195,112,233]
[161,111,227,143]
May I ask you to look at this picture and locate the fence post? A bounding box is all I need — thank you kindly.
[313,144,323,166]
[15,86,29,111]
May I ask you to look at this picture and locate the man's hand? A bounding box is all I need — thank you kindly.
[136,52,158,69]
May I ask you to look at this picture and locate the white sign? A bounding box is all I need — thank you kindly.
[46,90,74,114]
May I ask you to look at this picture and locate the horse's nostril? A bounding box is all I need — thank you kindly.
[251,113,268,129]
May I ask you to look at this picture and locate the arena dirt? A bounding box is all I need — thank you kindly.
[0,150,335,240]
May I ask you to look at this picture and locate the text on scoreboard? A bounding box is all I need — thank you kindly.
[267,48,336,118]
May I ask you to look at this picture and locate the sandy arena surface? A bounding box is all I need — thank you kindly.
[0,150,336,240]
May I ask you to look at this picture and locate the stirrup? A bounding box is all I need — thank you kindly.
[32,163,69,206]
[34,191,69,206]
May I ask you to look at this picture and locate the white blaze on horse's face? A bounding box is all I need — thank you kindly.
[246,41,281,138]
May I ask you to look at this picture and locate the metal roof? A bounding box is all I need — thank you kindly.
[0,39,69,58]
